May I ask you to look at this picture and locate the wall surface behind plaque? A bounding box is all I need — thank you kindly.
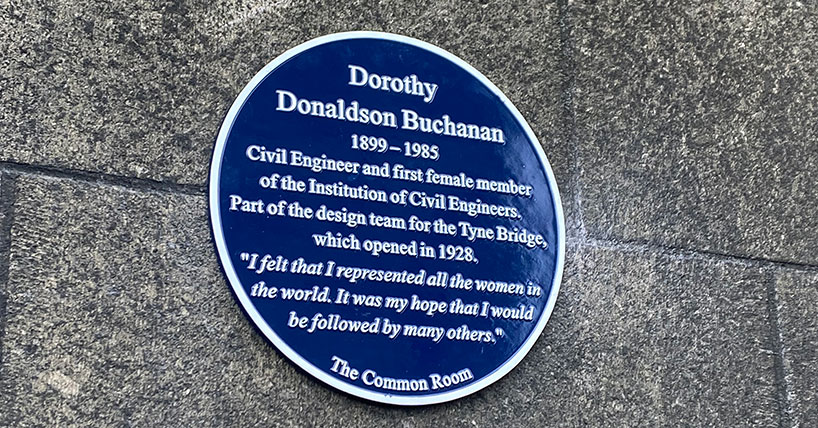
[1,1,816,426]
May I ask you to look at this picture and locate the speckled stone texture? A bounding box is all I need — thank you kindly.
[572,1,818,265]
[2,1,817,426]
[0,173,14,373]
[0,175,782,426]
[775,270,818,426]
[0,0,568,186]
[0,174,12,280]
[551,245,779,426]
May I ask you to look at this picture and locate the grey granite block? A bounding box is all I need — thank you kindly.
[0,0,571,216]
[0,173,12,278]
[775,268,818,426]
[529,244,779,426]
[571,1,818,264]
[0,176,779,426]
[0,175,237,426]
[0,174,10,372]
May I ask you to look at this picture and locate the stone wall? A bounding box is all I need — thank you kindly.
[1,1,816,426]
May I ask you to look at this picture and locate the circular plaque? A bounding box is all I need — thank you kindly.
[209,32,564,405]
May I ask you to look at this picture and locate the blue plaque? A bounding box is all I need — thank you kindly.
[209,32,565,405]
